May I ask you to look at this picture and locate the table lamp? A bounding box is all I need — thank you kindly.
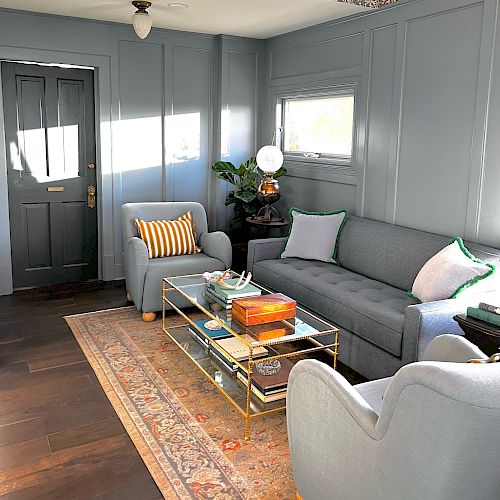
[255,145,284,221]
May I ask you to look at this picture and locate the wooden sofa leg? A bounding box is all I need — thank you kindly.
[126,292,133,302]
[142,312,157,322]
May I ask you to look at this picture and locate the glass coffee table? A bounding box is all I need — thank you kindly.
[162,272,339,440]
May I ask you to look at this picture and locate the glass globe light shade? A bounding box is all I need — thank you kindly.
[132,12,152,39]
[256,145,284,173]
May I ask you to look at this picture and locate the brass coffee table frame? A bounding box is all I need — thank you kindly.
[162,273,339,440]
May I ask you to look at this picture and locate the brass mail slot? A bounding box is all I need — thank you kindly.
[47,187,64,192]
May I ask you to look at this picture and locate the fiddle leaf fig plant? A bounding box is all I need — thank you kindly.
[211,156,286,242]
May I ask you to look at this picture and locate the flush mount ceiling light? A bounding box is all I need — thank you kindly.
[336,0,398,6]
[168,2,188,8]
[132,1,153,39]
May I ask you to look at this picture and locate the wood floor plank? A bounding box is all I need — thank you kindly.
[0,362,30,385]
[0,437,51,470]
[0,435,153,498]
[47,418,124,453]
[0,360,94,392]
[0,332,80,365]
[27,350,86,372]
[0,282,162,498]
[0,330,23,345]
[0,418,44,447]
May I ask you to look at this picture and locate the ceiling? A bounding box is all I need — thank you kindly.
[0,0,370,39]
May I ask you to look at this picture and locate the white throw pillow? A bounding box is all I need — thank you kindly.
[410,237,496,303]
[281,209,348,264]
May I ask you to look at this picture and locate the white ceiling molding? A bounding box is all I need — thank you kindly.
[0,0,371,39]
[337,0,399,6]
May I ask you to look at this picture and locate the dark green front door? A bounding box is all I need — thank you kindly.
[2,62,97,288]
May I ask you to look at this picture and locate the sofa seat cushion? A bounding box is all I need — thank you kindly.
[253,258,416,357]
[142,253,225,312]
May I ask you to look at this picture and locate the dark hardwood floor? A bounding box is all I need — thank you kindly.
[0,281,162,500]
[0,280,365,499]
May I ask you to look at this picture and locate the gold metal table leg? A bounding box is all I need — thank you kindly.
[244,348,253,440]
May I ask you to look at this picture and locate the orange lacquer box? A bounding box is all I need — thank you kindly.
[231,293,296,326]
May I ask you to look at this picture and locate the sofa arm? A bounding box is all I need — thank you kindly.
[125,237,149,310]
[404,290,500,362]
[199,231,232,269]
[247,237,287,273]
[287,360,379,499]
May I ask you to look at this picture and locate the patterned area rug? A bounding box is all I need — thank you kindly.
[65,307,295,500]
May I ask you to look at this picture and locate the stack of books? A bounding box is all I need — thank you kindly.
[237,357,294,403]
[212,334,268,372]
[467,302,500,327]
[206,278,262,319]
[188,319,232,348]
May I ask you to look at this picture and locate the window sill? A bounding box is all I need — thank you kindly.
[284,154,352,167]
[283,159,356,185]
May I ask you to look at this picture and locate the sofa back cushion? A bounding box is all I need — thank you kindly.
[337,216,500,291]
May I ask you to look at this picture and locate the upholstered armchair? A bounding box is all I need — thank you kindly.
[122,202,231,321]
[288,335,500,500]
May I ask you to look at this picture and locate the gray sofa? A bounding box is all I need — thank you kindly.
[247,215,500,380]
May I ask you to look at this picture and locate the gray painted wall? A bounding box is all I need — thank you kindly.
[263,0,500,250]
[2,0,500,295]
[0,9,264,294]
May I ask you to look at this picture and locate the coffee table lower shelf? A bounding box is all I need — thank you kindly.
[162,319,338,440]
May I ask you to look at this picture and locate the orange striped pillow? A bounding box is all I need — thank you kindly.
[134,211,202,259]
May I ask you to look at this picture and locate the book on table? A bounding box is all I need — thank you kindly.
[188,319,232,345]
[214,334,268,362]
[205,289,232,310]
[237,357,294,403]
[240,357,294,393]
[210,348,238,373]
[478,302,500,315]
[236,372,287,403]
[187,320,238,372]
[207,279,262,302]
[467,306,500,327]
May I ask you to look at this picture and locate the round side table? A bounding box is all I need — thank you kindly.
[246,216,290,230]
[246,216,289,239]
[454,314,500,355]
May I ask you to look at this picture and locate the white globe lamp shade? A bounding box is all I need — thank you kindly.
[132,12,152,39]
[256,145,284,174]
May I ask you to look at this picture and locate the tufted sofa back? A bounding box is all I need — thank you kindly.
[337,216,500,291]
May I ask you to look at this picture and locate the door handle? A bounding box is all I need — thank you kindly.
[87,185,96,209]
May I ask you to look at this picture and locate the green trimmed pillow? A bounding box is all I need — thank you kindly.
[410,237,496,303]
[281,208,348,264]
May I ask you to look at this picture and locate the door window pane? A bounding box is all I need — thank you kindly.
[283,95,354,157]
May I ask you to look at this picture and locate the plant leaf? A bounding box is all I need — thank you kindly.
[212,161,237,173]
[235,190,257,203]
[225,191,237,206]
[274,166,287,178]
[218,171,236,185]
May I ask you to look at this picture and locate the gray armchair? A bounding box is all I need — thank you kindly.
[122,202,231,321]
[287,335,500,500]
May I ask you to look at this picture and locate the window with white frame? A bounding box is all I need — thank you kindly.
[279,92,355,161]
